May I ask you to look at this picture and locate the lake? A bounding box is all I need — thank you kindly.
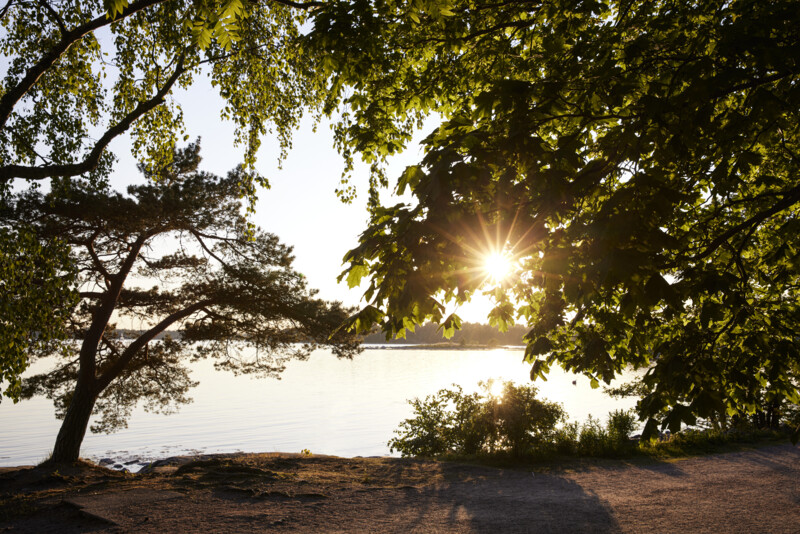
[0,347,637,467]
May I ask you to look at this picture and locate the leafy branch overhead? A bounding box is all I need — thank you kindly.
[0,0,329,203]
[309,0,800,440]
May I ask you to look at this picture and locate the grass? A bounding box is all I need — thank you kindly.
[639,428,790,458]
[428,428,794,470]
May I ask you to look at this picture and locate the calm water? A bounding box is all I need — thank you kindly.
[0,347,636,466]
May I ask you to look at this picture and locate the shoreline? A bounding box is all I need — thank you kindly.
[1,444,798,532]
[362,343,526,350]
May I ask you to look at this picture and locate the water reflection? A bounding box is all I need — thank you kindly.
[0,347,637,466]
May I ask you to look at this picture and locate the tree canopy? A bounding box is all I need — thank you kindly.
[308,0,800,439]
[3,143,360,462]
[0,0,326,197]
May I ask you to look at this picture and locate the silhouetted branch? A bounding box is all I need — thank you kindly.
[36,0,67,35]
[95,299,212,391]
[694,183,800,261]
[0,0,166,130]
[0,55,186,182]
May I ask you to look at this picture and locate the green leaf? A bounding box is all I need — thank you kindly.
[346,264,369,289]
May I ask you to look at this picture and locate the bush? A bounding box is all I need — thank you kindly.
[607,409,638,447]
[554,422,579,455]
[389,382,646,459]
[575,410,638,457]
[389,381,566,458]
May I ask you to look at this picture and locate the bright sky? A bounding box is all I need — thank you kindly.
[105,78,497,324]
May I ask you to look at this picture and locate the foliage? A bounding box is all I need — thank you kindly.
[640,426,790,458]
[2,143,360,459]
[388,380,567,458]
[0,0,330,409]
[390,380,791,461]
[0,226,76,402]
[575,410,637,457]
[607,409,638,447]
[608,376,800,443]
[0,0,326,199]
[310,0,800,440]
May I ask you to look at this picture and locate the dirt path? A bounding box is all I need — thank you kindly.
[1,444,798,533]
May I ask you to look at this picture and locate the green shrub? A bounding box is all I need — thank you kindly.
[491,381,566,456]
[554,421,579,455]
[575,410,638,457]
[387,389,457,457]
[389,381,566,458]
[390,382,794,461]
[577,415,610,456]
[607,409,638,447]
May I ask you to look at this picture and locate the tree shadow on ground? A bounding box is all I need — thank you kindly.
[375,462,621,533]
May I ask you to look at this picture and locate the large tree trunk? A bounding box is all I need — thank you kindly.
[49,378,97,463]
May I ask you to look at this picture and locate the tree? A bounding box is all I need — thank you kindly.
[307,0,800,439]
[3,142,360,463]
[0,0,329,406]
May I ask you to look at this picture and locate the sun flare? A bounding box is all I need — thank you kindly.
[484,251,512,283]
[488,380,504,397]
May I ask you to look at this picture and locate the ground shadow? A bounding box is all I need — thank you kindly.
[374,462,621,533]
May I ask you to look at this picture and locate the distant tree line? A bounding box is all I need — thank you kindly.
[362,322,527,346]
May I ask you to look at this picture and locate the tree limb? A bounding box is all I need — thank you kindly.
[0,0,15,20]
[0,0,167,130]
[79,234,147,386]
[0,55,186,182]
[694,182,800,262]
[95,299,212,392]
[190,228,236,271]
[268,0,323,9]
[85,232,112,284]
[36,0,67,36]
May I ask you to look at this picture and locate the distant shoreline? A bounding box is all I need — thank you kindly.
[362,343,526,351]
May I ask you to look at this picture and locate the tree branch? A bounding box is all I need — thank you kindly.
[0,0,167,130]
[0,55,186,182]
[711,71,796,100]
[36,0,67,36]
[95,299,213,392]
[268,0,323,9]
[694,182,800,262]
[85,232,112,284]
[78,234,147,386]
[190,228,236,271]
[0,0,15,20]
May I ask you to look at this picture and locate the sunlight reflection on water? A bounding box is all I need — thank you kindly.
[0,347,637,466]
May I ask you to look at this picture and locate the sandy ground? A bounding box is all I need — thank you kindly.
[1,443,798,533]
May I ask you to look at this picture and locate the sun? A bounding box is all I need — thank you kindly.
[484,251,512,284]
[487,379,505,399]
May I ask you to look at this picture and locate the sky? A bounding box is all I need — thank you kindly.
[105,77,496,324]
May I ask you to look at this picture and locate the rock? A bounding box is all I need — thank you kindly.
[98,458,114,466]
[124,459,140,465]
[113,464,124,469]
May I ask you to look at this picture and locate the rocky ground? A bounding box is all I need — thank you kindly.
[1,444,798,533]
